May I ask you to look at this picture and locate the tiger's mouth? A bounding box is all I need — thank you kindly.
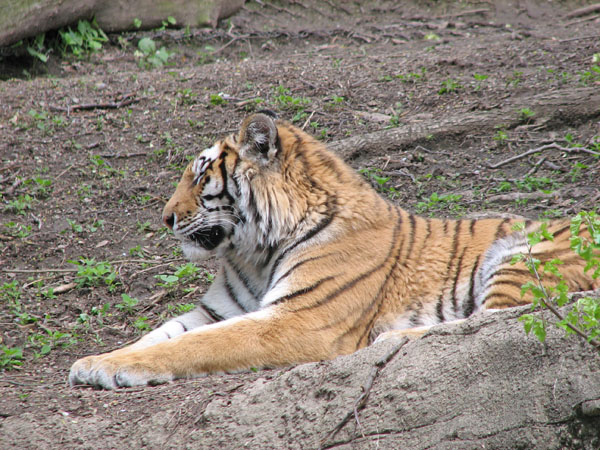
[188,226,225,251]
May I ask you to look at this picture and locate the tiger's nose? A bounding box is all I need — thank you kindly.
[163,213,175,229]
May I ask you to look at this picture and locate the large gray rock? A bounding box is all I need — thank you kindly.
[201,306,600,449]
[0,0,245,47]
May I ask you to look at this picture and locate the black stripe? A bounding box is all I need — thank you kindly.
[435,296,445,322]
[246,185,261,225]
[335,214,405,347]
[223,268,247,312]
[483,292,520,307]
[300,212,403,318]
[225,257,259,299]
[494,218,511,241]
[271,276,335,305]
[490,279,525,290]
[175,320,188,332]
[230,156,242,197]
[450,248,467,313]
[415,218,432,262]
[404,213,417,258]
[266,212,335,289]
[464,255,482,317]
[201,303,225,322]
[292,268,377,312]
[493,267,530,278]
[270,254,332,290]
[550,222,571,240]
[469,219,476,236]
[449,220,461,268]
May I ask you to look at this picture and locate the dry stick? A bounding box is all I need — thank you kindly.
[212,34,249,54]
[564,13,600,27]
[559,34,600,43]
[438,8,490,18]
[565,3,600,19]
[49,95,138,113]
[487,143,600,169]
[319,338,409,449]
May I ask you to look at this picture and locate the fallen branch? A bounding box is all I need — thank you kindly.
[564,13,600,27]
[439,8,489,18]
[487,191,557,204]
[319,338,409,449]
[559,34,600,43]
[564,3,600,19]
[487,143,600,169]
[328,88,600,160]
[49,95,138,113]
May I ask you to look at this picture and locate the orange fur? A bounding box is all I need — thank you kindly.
[69,113,599,389]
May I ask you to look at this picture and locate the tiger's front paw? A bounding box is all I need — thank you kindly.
[69,352,174,389]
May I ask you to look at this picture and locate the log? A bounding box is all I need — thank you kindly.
[2,305,599,448]
[329,87,600,160]
[0,0,245,48]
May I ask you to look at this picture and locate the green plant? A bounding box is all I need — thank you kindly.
[29,329,76,358]
[4,194,33,215]
[3,222,32,238]
[514,213,600,347]
[359,168,399,199]
[438,79,461,95]
[518,107,535,121]
[26,33,49,63]
[59,19,108,57]
[133,316,152,332]
[66,218,84,233]
[578,65,600,85]
[493,129,508,144]
[396,67,427,83]
[416,192,463,214]
[272,86,310,111]
[155,263,203,290]
[168,303,196,315]
[569,162,588,182]
[209,93,227,106]
[0,345,23,370]
[507,70,524,87]
[472,73,489,91]
[69,258,118,288]
[1,281,21,302]
[135,37,174,69]
[116,294,139,314]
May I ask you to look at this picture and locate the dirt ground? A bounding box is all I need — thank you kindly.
[1,0,599,448]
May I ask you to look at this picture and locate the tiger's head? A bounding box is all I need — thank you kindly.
[162,111,301,262]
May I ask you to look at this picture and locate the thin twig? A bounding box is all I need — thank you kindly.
[319,338,408,449]
[487,143,600,169]
[525,156,547,176]
[525,242,600,349]
[559,34,600,43]
[564,13,600,27]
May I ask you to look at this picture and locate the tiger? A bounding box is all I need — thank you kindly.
[69,111,599,389]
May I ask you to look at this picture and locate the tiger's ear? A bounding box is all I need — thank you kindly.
[238,113,279,163]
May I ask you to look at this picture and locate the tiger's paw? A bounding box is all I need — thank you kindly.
[69,352,173,389]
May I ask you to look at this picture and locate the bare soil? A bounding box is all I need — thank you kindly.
[1,1,599,448]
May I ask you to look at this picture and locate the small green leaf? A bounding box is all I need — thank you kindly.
[138,37,156,55]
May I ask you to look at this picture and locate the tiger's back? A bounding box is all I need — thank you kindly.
[69,112,599,389]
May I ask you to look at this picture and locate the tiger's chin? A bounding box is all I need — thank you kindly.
[180,241,214,261]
